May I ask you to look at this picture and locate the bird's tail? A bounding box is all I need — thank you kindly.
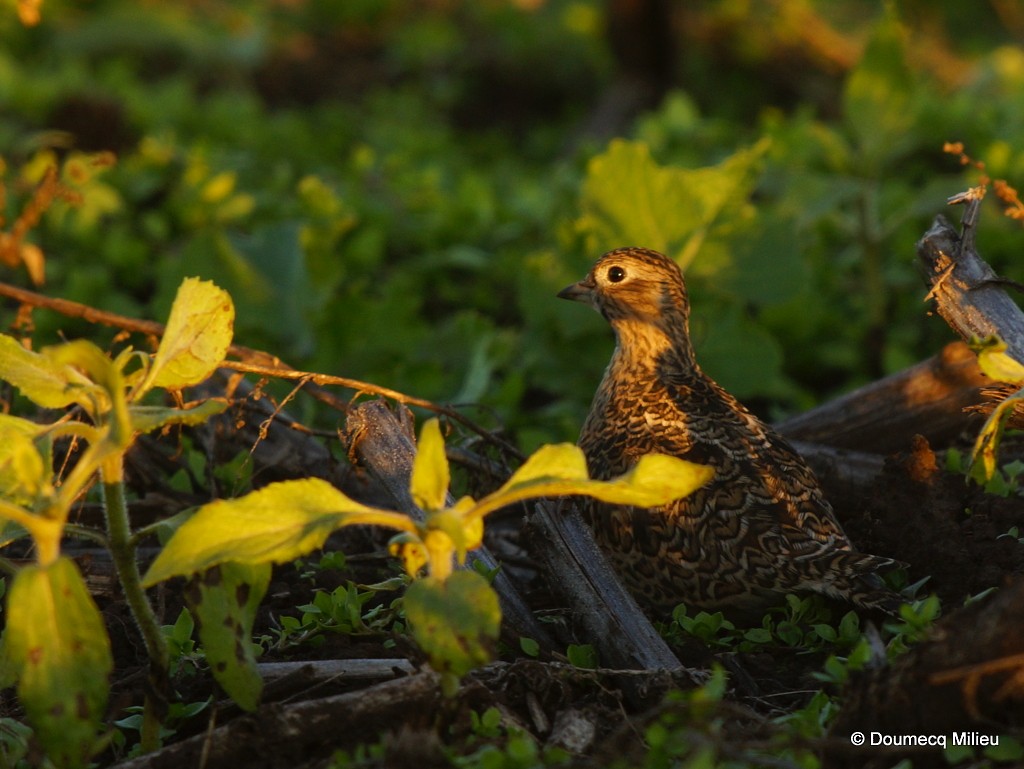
[814,551,907,616]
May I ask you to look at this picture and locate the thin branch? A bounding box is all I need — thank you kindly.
[0,279,522,459]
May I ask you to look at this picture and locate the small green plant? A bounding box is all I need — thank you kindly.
[664,595,863,654]
[883,594,941,657]
[998,526,1024,545]
[0,277,232,765]
[111,697,212,760]
[142,417,713,696]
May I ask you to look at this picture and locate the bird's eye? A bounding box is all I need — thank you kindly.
[607,266,626,283]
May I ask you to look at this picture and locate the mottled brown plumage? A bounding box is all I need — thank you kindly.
[559,247,902,617]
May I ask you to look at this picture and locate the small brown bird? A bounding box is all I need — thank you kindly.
[559,246,902,617]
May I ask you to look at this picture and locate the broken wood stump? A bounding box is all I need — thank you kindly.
[918,197,1024,364]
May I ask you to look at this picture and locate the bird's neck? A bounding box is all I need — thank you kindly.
[610,314,697,375]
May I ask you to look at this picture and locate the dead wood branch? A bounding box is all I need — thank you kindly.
[777,342,988,453]
[788,441,885,503]
[527,499,682,672]
[0,279,519,457]
[918,198,1024,362]
[343,400,555,652]
[114,670,440,769]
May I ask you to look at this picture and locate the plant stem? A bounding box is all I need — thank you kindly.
[101,457,169,753]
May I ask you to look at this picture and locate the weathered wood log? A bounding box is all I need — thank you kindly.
[257,658,415,686]
[114,670,441,769]
[777,342,988,454]
[917,198,1024,363]
[343,400,557,652]
[527,500,682,671]
[789,441,885,504]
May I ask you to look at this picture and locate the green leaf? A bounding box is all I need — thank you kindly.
[0,335,94,409]
[411,418,449,512]
[0,414,52,506]
[128,400,228,434]
[404,570,500,679]
[577,138,769,269]
[691,305,789,400]
[566,644,598,669]
[985,736,1024,762]
[475,445,714,517]
[4,557,112,769]
[841,8,918,168]
[142,478,405,585]
[145,277,234,392]
[186,562,270,712]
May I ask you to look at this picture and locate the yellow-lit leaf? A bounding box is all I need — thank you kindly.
[142,478,410,585]
[410,418,449,512]
[975,337,1024,384]
[388,532,428,577]
[145,278,234,392]
[596,454,715,507]
[969,387,1024,483]
[5,557,112,769]
[0,335,94,409]
[500,443,590,487]
[474,446,713,518]
[202,171,237,204]
[0,414,51,506]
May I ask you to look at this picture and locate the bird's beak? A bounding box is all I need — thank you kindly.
[557,279,593,303]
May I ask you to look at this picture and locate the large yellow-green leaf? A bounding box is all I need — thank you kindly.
[404,570,500,681]
[0,414,52,506]
[410,418,449,512]
[577,139,769,269]
[142,478,411,585]
[5,557,112,769]
[186,562,269,712]
[146,277,234,391]
[473,445,713,518]
[0,335,94,409]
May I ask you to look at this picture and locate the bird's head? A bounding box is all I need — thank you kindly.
[558,247,691,330]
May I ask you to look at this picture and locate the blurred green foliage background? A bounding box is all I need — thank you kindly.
[2,0,1023,449]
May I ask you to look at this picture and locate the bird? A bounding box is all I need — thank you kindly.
[558,246,903,618]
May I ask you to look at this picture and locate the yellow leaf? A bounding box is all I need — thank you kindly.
[388,532,428,577]
[976,338,1024,384]
[202,171,237,204]
[6,557,112,768]
[496,443,590,489]
[0,335,95,409]
[142,478,411,585]
[145,278,234,392]
[473,445,713,518]
[0,414,51,505]
[410,418,449,512]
